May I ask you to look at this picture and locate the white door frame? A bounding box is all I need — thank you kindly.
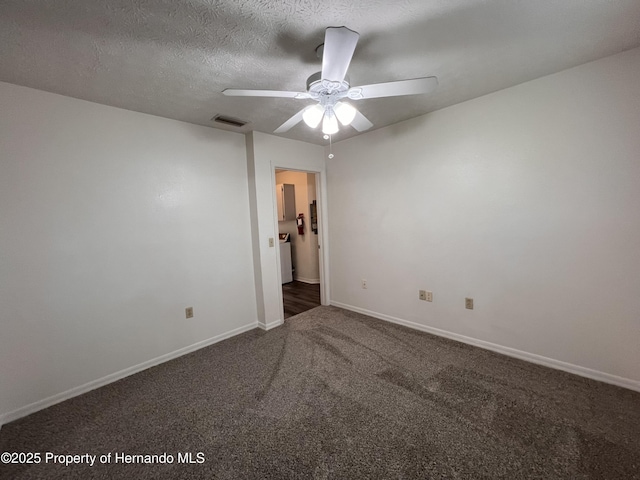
[271,164,330,319]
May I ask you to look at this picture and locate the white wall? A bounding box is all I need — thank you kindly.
[275,170,320,283]
[327,47,640,389]
[247,132,327,329]
[0,82,258,422]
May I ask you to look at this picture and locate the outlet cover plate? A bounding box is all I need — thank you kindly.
[419,290,433,302]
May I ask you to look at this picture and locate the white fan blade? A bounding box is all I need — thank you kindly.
[274,108,307,133]
[223,89,309,99]
[321,27,359,83]
[350,109,373,132]
[349,77,438,99]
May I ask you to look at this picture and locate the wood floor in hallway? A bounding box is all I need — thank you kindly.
[282,281,320,318]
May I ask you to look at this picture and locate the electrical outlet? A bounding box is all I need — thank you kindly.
[268,237,274,248]
[419,290,433,302]
[361,279,368,289]
[465,298,474,310]
[185,307,194,318]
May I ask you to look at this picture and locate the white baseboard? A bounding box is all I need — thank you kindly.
[331,301,640,393]
[294,276,320,284]
[0,321,259,427]
[258,318,283,331]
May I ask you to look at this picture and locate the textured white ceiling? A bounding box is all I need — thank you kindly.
[1,0,640,145]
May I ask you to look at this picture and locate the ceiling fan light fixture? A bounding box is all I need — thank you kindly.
[334,101,357,126]
[302,104,324,128]
[223,27,437,137]
[322,109,339,135]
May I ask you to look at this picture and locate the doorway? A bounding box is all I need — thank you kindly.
[275,169,321,318]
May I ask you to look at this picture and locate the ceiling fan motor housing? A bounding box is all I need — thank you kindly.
[306,72,352,106]
[307,72,351,91]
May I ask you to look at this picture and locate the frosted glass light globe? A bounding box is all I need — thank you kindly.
[302,104,324,128]
[322,111,339,135]
[334,102,357,126]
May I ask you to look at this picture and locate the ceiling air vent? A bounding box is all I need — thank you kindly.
[211,114,248,128]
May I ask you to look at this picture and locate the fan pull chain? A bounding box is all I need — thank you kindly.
[325,134,334,159]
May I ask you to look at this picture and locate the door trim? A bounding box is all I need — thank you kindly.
[271,166,329,319]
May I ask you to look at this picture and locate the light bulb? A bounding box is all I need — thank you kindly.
[322,110,339,135]
[302,104,324,128]
[334,102,357,126]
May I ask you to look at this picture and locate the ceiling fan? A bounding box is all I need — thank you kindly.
[222,26,438,136]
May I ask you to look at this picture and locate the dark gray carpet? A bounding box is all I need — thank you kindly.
[1,306,639,479]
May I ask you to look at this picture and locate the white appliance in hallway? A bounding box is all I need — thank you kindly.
[279,233,293,284]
